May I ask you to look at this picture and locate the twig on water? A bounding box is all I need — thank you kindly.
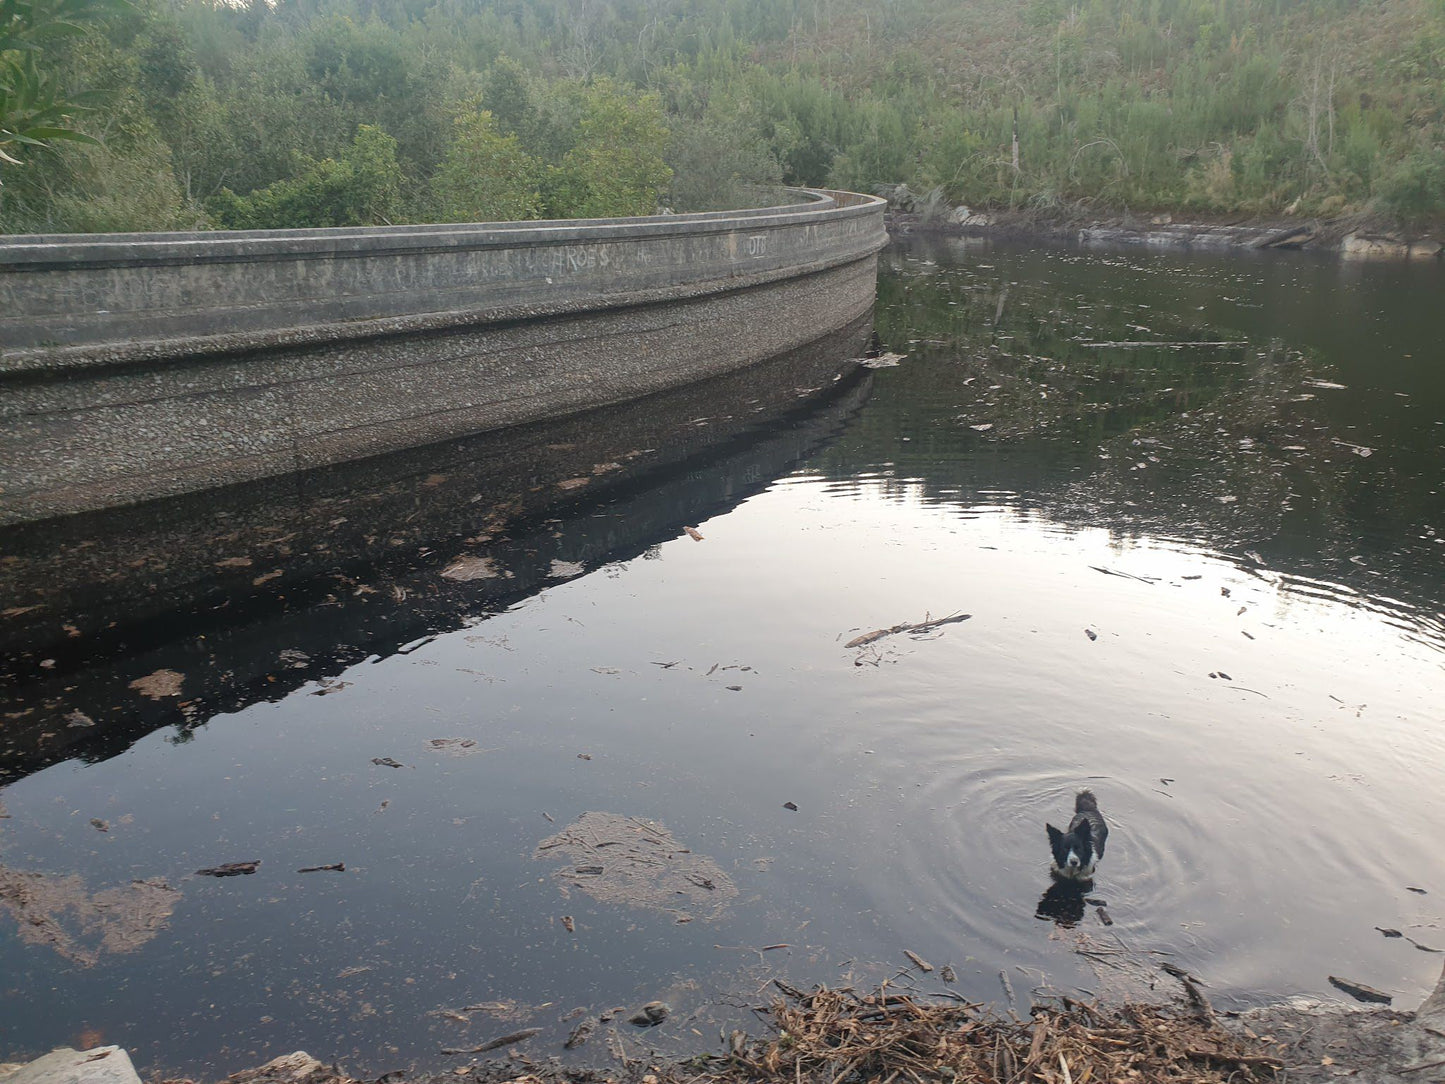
[845,612,972,650]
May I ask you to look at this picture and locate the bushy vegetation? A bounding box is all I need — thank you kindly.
[3,0,1444,232]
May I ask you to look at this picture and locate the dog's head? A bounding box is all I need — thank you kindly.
[1046,820,1095,879]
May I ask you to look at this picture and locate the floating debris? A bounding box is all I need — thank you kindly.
[860,352,905,369]
[630,1000,670,1027]
[783,802,798,812]
[298,863,345,874]
[535,812,735,920]
[0,867,179,966]
[683,526,704,541]
[428,738,479,756]
[129,669,184,699]
[441,556,502,582]
[371,757,404,768]
[1328,976,1392,1004]
[844,612,971,649]
[441,1027,542,1055]
[196,861,260,877]
[1089,566,1159,585]
[904,949,934,972]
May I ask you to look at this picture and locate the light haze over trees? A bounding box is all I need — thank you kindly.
[2,0,1443,231]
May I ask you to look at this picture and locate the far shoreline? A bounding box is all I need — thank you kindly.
[886,205,1445,261]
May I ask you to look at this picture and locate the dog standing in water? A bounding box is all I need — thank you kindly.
[1046,790,1108,882]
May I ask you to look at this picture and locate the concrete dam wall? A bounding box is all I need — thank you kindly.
[0,188,886,525]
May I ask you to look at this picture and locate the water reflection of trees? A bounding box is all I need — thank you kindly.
[813,248,1443,643]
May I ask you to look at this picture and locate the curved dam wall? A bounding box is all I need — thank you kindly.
[0,188,886,525]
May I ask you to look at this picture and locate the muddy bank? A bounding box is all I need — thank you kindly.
[102,960,1444,1084]
[884,203,1444,260]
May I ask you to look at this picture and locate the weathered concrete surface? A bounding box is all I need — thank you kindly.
[0,189,885,524]
[0,1048,141,1084]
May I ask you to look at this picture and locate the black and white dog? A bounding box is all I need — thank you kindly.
[1046,789,1108,882]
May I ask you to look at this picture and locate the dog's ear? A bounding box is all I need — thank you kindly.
[1046,824,1063,846]
[1075,818,1091,840]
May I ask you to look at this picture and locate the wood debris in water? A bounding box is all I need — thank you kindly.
[904,949,934,972]
[196,861,259,877]
[441,1027,542,1056]
[844,612,972,649]
[1328,976,1393,1004]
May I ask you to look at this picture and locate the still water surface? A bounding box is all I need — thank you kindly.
[1,238,1442,1075]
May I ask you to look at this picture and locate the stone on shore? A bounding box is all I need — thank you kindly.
[0,1048,141,1084]
[1342,233,1411,259]
[225,1053,333,1084]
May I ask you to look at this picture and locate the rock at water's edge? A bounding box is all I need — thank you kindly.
[0,1048,141,1084]
[1342,233,1411,260]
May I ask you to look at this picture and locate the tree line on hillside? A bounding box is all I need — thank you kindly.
[2,0,1443,233]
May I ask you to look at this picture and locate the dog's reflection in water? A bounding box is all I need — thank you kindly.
[1035,879,1090,927]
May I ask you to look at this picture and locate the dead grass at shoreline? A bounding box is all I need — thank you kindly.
[215,982,1294,1084]
[422,984,1283,1084]
[715,984,1280,1084]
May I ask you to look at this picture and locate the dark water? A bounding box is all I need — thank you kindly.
[2,240,1443,1075]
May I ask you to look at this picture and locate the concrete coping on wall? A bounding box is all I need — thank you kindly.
[0,188,863,269]
[0,187,888,371]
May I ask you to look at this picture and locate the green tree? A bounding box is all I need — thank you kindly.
[1375,147,1445,225]
[0,0,116,171]
[553,78,671,217]
[431,108,542,222]
[665,94,783,211]
[208,123,404,228]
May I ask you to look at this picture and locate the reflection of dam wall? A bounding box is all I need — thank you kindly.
[0,190,886,525]
[0,318,874,785]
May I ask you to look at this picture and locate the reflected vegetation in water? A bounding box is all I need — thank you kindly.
[1,241,1443,1077]
[852,240,1445,642]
